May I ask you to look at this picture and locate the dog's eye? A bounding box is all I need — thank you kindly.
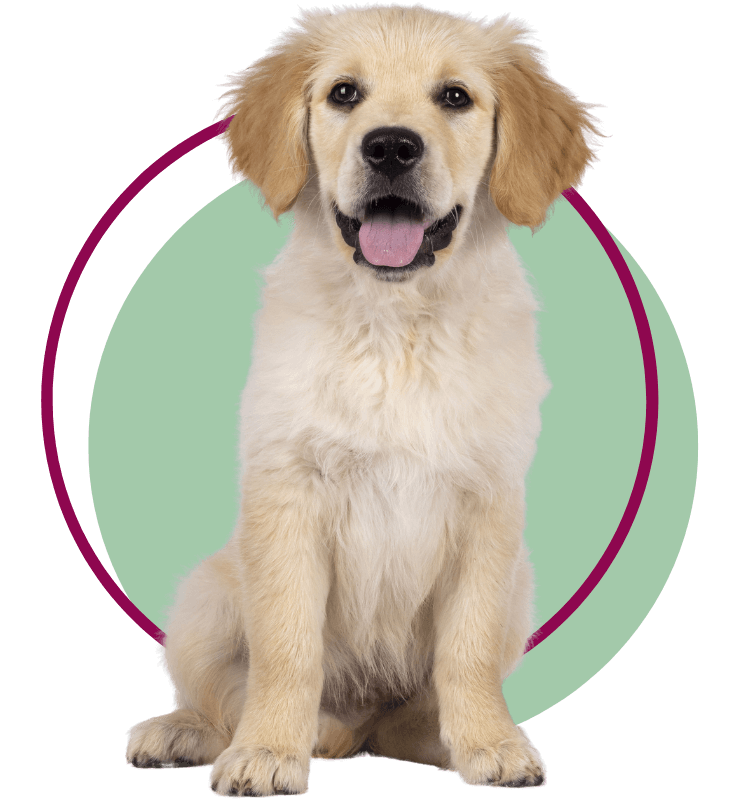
[330,83,360,105]
[442,87,471,108]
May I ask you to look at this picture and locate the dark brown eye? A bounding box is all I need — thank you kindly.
[442,87,471,108]
[330,83,360,105]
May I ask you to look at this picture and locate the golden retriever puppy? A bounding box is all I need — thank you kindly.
[126,5,598,794]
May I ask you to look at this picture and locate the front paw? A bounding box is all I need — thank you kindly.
[452,729,544,787]
[210,744,309,796]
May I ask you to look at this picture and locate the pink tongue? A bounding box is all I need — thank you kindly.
[358,208,425,267]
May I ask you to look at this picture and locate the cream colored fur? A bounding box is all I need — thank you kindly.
[127,5,598,794]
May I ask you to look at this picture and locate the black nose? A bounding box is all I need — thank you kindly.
[361,127,424,181]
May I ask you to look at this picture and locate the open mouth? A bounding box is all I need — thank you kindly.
[334,196,463,280]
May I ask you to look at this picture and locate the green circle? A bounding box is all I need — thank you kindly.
[89,183,697,722]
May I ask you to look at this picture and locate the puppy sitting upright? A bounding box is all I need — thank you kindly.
[127,5,597,794]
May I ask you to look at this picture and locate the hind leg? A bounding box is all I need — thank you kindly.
[127,545,247,768]
[312,711,360,760]
[364,690,450,769]
[127,709,231,767]
[312,695,390,761]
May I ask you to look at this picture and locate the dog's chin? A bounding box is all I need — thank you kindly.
[334,198,463,283]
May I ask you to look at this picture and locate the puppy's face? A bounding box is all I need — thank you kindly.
[224,8,598,284]
[308,40,495,281]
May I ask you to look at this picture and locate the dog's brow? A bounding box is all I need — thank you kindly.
[431,78,472,94]
[330,74,371,94]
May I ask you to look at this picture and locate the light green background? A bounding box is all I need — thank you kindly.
[89,184,697,722]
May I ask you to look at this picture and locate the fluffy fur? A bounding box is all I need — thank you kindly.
[127,5,598,794]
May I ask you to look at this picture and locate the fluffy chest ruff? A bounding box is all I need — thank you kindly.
[238,221,548,690]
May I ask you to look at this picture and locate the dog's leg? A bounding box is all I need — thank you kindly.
[127,548,247,767]
[433,489,545,787]
[364,690,451,768]
[127,709,231,768]
[210,471,331,796]
[312,711,363,759]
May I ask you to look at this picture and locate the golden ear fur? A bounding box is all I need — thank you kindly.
[487,20,601,229]
[222,14,597,226]
[221,29,315,219]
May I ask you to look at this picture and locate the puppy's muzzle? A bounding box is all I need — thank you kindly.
[334,125,462,282]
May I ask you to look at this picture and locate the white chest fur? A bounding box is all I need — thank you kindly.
[238,233,548,664]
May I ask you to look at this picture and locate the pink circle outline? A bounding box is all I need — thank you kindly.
[40,118,658,651]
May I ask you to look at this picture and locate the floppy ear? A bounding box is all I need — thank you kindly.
[222,31,314,219]
[488,25,600,229]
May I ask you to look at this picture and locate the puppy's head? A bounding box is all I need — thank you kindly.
[223,7,599,283]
